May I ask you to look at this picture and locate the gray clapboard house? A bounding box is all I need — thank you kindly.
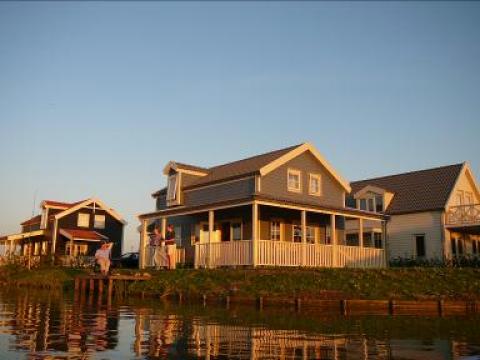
[138,143,387,269]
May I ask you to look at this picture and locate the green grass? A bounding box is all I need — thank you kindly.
[1,266,479,300]
[128,267,480,300]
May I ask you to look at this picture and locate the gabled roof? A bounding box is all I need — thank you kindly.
[161,143,351,192]
[54,198,127,225]
[351,163,465,215]
[41,200,86,209]
[59,228,108,242]
[20,215,41,226]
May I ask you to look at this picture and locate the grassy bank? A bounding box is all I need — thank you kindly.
[1,266,479,300]
[0,264,86,289]
[128,267,480,300]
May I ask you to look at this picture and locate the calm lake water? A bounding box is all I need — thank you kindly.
[0,289,479,359]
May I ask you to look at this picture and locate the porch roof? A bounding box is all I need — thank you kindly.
[0,229,45,242]
[138,194,387,221]
[59,229,108,242]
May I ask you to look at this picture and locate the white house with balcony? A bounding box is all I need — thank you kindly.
[348,162,480,261]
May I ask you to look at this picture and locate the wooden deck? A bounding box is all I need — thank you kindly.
[74,273,151,305]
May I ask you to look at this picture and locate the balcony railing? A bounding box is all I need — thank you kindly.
[446,204,480,226]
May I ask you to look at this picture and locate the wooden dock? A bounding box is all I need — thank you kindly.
[74,273,151,306]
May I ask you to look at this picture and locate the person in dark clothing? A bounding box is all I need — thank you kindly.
[165,224,176,269]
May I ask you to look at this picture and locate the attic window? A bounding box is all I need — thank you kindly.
[167,174,179,202]
[287,169,301,192]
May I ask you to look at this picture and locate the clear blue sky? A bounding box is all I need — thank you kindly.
[1,2,479,252]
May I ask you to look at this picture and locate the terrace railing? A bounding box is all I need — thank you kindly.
[446,204,480,226]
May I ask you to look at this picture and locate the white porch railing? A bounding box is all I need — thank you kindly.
[194,240,385,268]
[145,246,186,267]
[195,241,252,268]
[336,245,385,268]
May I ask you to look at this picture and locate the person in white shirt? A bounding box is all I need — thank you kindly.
[95,242,113,275]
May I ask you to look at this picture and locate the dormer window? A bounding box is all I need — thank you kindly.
[167,173,180,205]
[375,195,384,212]
[287,169,301,193]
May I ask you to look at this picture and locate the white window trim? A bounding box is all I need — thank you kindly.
[270,219,282,241]
[287,168,302,193]
[77,213,90,228]
[413,234,426,258]
[308,173,322,196]
[94,214,105,229]
[292,222,302,242]
[230,220,243,241]
[306,225,316,243]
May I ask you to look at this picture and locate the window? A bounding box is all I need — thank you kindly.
[473,240,478,255]
[359,199,367,211]
[465,192,474,205]
[367,198,375,212]
[292,224,302,242]
[175,225,182,246]
[451,238,457,256]
[456,191,464,206]
[325,226,332,245]
[231,222,242,241]
[458,239,464,255]
[94,215,105,229]
[309,174,322,196]
[167,174,179,202]
[374,232,383,249]
[287,169,301,192]
[375,195,384,212]
[415,235,426,258]
[346,233,359,246]
[306,226,315,244]
[363,232,372,247]
[77,213,90,228]
[270,221,281,241]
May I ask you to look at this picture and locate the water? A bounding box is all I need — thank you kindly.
[0,289,479,359]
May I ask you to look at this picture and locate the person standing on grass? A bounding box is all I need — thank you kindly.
[95,241,113,276]
[165,224,176,270]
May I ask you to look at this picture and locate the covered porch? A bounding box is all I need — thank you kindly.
[139,198,387,269]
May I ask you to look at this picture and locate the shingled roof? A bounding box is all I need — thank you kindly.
[350,163,464,215]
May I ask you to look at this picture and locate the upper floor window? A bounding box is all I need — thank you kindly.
[287,169,301,193]
[231,222,242,241]
[167,174,179,202]
[465,192,474,205]
[359,199,367,211]
[94,215,105,229]
[309,174,322,196]
[367,198,374,212]
[375,195,384,212]
[456,190,464,206]
[77,213,90,228]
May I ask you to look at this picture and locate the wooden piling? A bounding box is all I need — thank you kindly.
[257,296,264,310]
[340,300,348,316]
[438,299,444,317]
[202,294,207,307]
[295,298,302,312]
[388,299,395,315]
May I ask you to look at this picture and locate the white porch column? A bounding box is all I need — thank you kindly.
[51,219,58,263]
[301,210,307,266]
[139,218,148,269]
[252,203,258,267]
[161,217,167,240]
[331,214,337,267]
[208,210,214,269]
[359,218,364,247]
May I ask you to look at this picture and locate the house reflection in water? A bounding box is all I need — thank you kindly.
[1,291,479,359]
